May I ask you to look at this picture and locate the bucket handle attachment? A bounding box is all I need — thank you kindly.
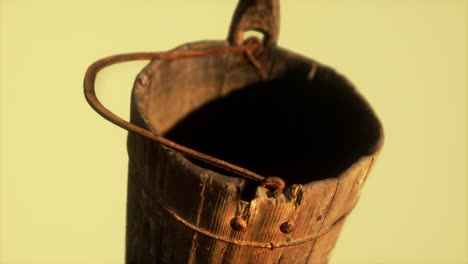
[228,0,280,47]
[84,40,273,184]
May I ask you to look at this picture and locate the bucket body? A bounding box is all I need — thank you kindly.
[125,40,383,264]
[82,1,383,263]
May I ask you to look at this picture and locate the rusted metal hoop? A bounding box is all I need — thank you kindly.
[84,41,270,182]
[261,176,286,198]
[130,156,348,249]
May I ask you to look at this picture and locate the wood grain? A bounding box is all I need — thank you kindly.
[124,39,383,263]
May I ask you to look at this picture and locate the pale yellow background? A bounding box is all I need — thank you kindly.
[1,0,467,263]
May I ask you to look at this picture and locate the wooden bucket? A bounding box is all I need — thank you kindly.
[84,0,383,263]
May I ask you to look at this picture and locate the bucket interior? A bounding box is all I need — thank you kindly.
[136,43,382,185]
[162,67,382,184]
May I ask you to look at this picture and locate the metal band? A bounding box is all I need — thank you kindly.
[130,157,347,249]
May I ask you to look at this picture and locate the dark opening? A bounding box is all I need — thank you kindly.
[164,67,382,185]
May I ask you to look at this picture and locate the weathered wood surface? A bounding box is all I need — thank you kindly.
[125,39,383,263]
[81,0,383,263]
[228,0,280,46]
[124,1,383,263]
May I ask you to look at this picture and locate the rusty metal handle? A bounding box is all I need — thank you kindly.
[84,45,268,183]
[228,0,280,46]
